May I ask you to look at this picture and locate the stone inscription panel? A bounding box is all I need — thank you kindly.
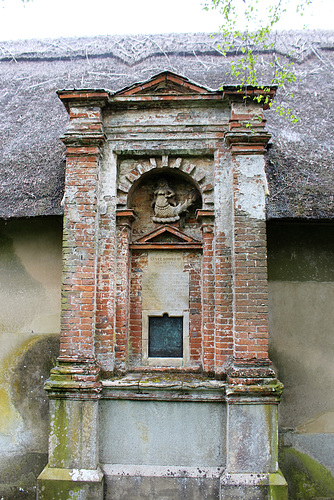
[142,252,189,311]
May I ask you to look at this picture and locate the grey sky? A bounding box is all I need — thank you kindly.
[0,0,332,41]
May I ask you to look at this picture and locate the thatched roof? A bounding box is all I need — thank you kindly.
[0,31,333,219]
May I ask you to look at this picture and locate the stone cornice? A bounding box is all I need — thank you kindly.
[57,89,110,111]
[225,130,272,154]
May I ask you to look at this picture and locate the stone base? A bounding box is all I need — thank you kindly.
[220,471,288,500]
[103,465,223,500]
[37,465,104,500]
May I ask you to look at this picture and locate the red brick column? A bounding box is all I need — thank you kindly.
[197,210,215,373]
[232,213,269,366]
[115,210,136,372]
[214,148,234,374]
[186,255,202,364]
[220,96,287,499]
[56,91,109,369]
[59,145,101,362]
[129,252,146,364]
[225,100,273,379]
[38,92,109,499]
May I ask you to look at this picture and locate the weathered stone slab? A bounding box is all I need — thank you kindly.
[99,400,226,467]
[102,465,222,500]
[142,251,189,311]
[227,403,278,473]
[220,471,288,500]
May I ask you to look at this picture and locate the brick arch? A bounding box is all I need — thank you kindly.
[117,156,213,209]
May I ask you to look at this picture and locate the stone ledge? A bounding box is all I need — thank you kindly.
[102,464,224,478]
[101,372,227,402]
[220,471,288,500]
[38,465,104,482]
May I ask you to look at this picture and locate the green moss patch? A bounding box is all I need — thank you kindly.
[280,446,334,499]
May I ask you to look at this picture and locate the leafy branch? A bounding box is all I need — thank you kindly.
[204,0,312,123]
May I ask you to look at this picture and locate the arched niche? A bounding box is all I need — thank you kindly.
[128,168,202,239]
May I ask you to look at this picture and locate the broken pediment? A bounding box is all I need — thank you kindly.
[131,224,202,250]
[114,71,212,96]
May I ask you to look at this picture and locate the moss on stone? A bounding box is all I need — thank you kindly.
[268,471,288,500]
[279,446,334,499]
[50,400,71,467]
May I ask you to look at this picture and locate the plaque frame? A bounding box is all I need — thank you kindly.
[142,310,190,367]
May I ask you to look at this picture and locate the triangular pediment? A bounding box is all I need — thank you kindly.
[131,225,202,250]
[115,71,212,96]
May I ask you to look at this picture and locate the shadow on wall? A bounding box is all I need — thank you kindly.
[10,335,60,447]
[0,335,60,500]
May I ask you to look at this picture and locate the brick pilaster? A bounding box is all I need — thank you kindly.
[95,200,117,371]
[60,146,101,361]
[232,213,269,366]
[197,210,215,373]
[115,210,136,371]
[56,91,108,367]
[225,100,272,378]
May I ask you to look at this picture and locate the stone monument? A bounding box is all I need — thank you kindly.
[37,71,287,499]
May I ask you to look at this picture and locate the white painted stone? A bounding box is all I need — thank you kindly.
[100,144,117,196]
[234,155,267,220]
[214,150,233,246]
[102,464,224,478]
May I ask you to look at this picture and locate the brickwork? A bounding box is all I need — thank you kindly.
[228,99,272,370]
[57,79,273,376]
[232,214,269,364]
[95,210,117,369]
[214,236,233,371]
[60,148,100,361]
[129,252,146,364]
[199,218,215,373]
[184,252,202,364]
[114,212,136,371]
[56,93,108,367]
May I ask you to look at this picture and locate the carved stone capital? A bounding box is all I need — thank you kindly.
[116,209,136,227]
[196,209,214,231]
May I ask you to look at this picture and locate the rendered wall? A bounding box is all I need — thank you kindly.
[268,221,334,498]
[0,217,62,499]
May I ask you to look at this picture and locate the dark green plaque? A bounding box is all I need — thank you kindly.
[149,314,183,357]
